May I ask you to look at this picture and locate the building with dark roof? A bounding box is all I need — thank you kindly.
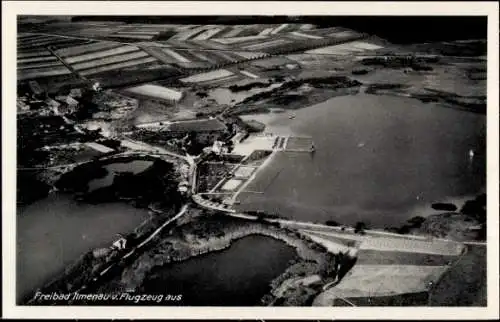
[165,118,227,144]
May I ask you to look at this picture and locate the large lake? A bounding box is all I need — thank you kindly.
[141,235,296,306]
[237,94,486,227]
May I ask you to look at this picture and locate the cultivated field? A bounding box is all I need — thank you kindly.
[325,264,449,298]
[359,236,465,256]
[18,66,72,81]
[78,57,159,76]
[72,51,150,70]
[55,41,121,57]
[180,69,235,83]
[64,45,140,64]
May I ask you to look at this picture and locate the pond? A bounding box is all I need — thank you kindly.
[141,235,296,306]
[17,193,151,303]
[17,159,158,302]
[87,160,153,191]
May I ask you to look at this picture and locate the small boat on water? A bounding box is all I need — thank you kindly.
[289,113,296,119]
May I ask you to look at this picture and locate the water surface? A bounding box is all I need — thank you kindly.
[237,94,486,227]
[17,193,150,301]
[141,235,296,306]
[88,160,153,191]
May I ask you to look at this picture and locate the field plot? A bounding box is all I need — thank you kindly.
[196,161,234,192]
[193,27,225,40]
[429,245,486,306]
[243,39,293,51]
[156,48,256,68]
[269,23,292,35]
[358,237,464,256]
[18,55,58,65]
[210,50,261,64]
[250,56,298,70]
[306,41,384,55]
[170,25,210,41]
[17,34,91,51]
[239,70,260,79]
[301,231,356,255]
[180,69,234,83]
[23,21,127,38]
[221,27,245,38]
[355,249,456,266]
[162,48,191,63]
[298,229,363,245]
[421,64,487,97]
[55,41,121,57]
[331,264,449,298]
[18,61,64,70]
[233,51,267,60]
[78,56,158,76]
[212,35,269,45]
[52,41,163,77]
[64,45,141,64]
[107,33,158,41]
[71,51,150,70]
[289,31,324,40]
[89,66,181,89]
[286,53,347,69]
[323,291,430,306]
[18,66,72,81]
[17,49,53,59]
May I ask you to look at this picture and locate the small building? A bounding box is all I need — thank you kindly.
[92,248,111,259]
[65,96,79,109]
[211,140,224,154]
[28,80,44,97]
[45,98,61,109]
[69,88,83,98]
[230,131,247,145]
[123,84,184,109]
[17,99,30,112]
[55,95,79,114]
[112,237,127,250]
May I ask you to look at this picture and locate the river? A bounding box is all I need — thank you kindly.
[141,235,296,306]
[237,94,486,227]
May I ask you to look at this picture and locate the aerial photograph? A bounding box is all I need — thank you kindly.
[15,15,487,307]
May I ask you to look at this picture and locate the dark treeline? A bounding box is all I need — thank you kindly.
[71,15,487,43]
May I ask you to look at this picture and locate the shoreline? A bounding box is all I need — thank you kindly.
[103,216,342,306]
[232,91,485,231]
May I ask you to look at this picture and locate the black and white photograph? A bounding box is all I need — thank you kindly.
[2,1,499,319]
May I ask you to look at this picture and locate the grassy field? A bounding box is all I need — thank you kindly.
[356,249,456,266]
[429,244,487,306]
[342,291,429,306]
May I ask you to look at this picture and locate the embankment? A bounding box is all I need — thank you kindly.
[102,214,348,306]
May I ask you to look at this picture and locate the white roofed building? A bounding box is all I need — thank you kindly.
[124,84,183,104]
